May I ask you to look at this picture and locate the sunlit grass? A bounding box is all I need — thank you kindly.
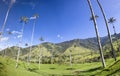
[0,56,120,76]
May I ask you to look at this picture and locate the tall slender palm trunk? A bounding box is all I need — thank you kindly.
[51,45,55,64]
[51,49,53,64]
[112,24,120,51]
[87,0,106,68]
[0,4,12,39]
[38,37,44,69]
[112,24,117,35]
[3,44,6,57]
[70,51,72,67]
[28,20,36,66]
[39,45,42,70]
[112,25,120,52]
[96,0,116,61]
[16,23,25,68]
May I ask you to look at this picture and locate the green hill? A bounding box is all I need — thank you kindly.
[0,33,120,64]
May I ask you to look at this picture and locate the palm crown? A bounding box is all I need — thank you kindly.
[33,14,39,19]
[20,16,29,24]
[90,15,99,21]
[39,37,44,42]
[108,17,116,23]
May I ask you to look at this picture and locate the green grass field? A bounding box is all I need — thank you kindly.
[0,56,120,76]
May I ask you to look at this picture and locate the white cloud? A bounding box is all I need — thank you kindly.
[57,34,63,39]
[0,37,9,42]
[12,30,21,34]
[30,16,36,20]
[17,35,22,38]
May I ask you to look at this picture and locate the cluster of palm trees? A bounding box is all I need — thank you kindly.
[16,14,40,68]
[0,13,42,69]
[0,0,119,69]
[88,0,119,68]
[38,37,44,69]
[0,0,44,69]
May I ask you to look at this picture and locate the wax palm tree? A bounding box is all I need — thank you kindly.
[69,49,72,67]
[38,37,44,69]
[24,43,28,62]
[51,44,56,64]
[25,43,28,46]
[39,37,44,42]
[7,31,14,56]
[0,32,2,36]
[28,14,39,66]
[87,0,106,68]
[108,17,120,52]
[108,17,116,35]
[90,15,99,21]
[16,16,29,68]
[2,31,12,57]
[0,0,15,39]
[96,0,117,61]
[69,44,76,67]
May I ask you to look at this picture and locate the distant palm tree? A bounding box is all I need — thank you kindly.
[96,0,117,61]
[2,44,6,57]
[69,44,76,67]
[39,37,44,42]
[108,17,116,35]
[25,43,28,47]
[108,17,120,52]
[39,37,44,69]
[0,0,15,39]
[16,16,29,68]
[90,15,99,21]
[0,32,2,36]
[28,14,39,66]
[51,44,56,64]
[8,31,12,35]
[2,31,12,57]
[69,49,72,67]
[24,43,28,61]
[87,0,106,68]
[7,31,14,56]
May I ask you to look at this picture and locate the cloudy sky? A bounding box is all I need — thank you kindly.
[0,0,120,50]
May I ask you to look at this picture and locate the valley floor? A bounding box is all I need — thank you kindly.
[0,56,120,76]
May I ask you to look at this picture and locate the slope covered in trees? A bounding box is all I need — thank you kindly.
[0,33,120,64]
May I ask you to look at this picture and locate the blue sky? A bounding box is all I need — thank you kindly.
[0,0,120,49]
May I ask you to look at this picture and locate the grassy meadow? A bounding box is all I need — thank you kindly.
[1,56,120,76]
